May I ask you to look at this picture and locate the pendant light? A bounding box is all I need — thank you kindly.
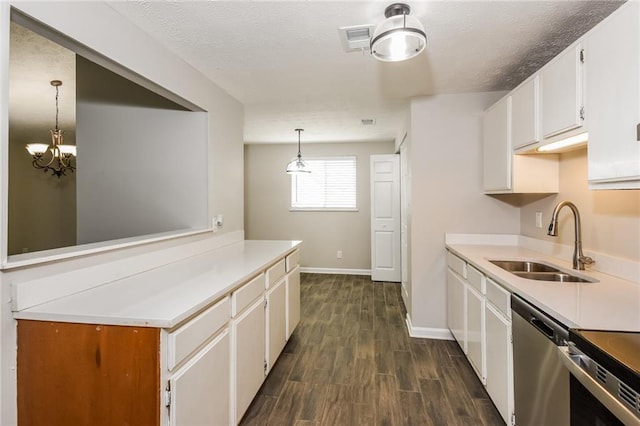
[286,129,311,174]
[370,3,427,62]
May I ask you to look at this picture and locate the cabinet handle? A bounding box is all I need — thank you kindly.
[637,123,640,141]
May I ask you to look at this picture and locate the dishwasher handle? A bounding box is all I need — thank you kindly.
[531,317,555,339]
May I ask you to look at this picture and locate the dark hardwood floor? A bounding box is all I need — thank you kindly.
[240,273,504,426]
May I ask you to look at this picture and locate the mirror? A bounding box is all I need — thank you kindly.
[6,12,210,263]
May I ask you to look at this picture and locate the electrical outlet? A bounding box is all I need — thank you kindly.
[535,212,543,229]
[337,250,343,259]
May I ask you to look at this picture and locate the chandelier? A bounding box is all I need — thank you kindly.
[25,80,76,178]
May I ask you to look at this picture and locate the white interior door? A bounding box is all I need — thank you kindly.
[370,154,401,282]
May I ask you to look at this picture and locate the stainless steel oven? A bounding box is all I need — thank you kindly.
[558,329,640,426]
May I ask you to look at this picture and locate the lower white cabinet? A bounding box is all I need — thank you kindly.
[232,296,266,424]
[447,268,466,352]
[466,285,485,382]
[286,265,301,339]
[446,251,514,426]
[485,303,514,426]
[266,278,287,374]
[170,330,231,426]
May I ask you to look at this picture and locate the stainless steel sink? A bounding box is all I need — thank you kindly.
[489,260,598,283]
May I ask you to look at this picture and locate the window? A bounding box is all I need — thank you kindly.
[290,156,357,211]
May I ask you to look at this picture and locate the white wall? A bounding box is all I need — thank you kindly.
[520,148,640,262]
[0,2,244,424]
[245,141,394,271]
[407,93,521,332]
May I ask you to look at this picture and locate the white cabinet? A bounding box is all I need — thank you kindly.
[485,302,514,426]
[232,297,266,424]
[511,75,540,150]
[483,96,511,192]
[466,285,485,382]
[170,330,231,426]
[466,265,485,383]
[541,42,585,139]
[483,96,559,194]
[266,278,287,374]
[585,2,640,189]
[446,251,514,426]
[286,265,301,339]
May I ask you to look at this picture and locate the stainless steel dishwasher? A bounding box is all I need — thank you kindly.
[511,294,570,426]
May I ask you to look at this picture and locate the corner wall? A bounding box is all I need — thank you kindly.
[407,93,521,333]
[244,141,394,271]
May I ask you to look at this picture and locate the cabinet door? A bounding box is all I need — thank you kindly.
[586,2,640,187]
[511,75,539,150]
[286,266,301,339]
[466,285,485,383]
[446,268,466,352]
[485,303,514,426]
[170,329,230,426]
[266,278,287,373]
[541,43,584,139]
[483,96,512,192]
[232,297,266,423]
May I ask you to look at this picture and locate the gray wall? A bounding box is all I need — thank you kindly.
[245,141,394,270]
[407,93,521,330]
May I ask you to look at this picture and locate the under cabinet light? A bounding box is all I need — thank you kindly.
[537,132,589,153]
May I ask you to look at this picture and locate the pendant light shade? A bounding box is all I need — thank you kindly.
[286,129,311,174]
[370,3,426,62]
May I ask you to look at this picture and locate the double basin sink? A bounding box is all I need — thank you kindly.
[489,260,597,283]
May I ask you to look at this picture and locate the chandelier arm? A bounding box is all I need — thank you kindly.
[31,151,56,169]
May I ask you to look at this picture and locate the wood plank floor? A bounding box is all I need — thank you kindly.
[240,273,504,426]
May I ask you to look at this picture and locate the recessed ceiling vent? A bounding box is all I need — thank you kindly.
[361,118,376,126]
[338,25,375,53]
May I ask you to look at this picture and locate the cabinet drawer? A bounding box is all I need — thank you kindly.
[285,249,300,272]
[467,265,485,294]
[232,274,265,317]
[266,259,286,289]
[447,251,467,278]
[486,278,511,319]
[167,296,230,370]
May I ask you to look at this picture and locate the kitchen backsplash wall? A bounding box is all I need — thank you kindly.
[520,148,640,263]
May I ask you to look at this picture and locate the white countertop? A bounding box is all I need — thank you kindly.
[13,240,301,329]
[447,242,640,331]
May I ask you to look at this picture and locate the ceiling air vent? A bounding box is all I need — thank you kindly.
[338,25,375,53]
[361,119,376,126]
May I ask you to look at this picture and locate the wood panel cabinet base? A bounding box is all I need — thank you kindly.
[17,320,160,426]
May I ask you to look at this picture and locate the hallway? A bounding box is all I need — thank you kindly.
[240,274,503,425]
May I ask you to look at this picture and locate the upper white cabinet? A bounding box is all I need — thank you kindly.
[511,75,540,150]
[483,96,559,194]
[541,42,585,139]
[585,2,640,189]
[483,96,512,192]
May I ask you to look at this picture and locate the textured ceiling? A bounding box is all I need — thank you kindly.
[103,2,625,143]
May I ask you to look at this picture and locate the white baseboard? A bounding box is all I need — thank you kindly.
[405,314,453,340]
[300,267,371,276]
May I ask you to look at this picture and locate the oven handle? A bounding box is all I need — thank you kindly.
[557,346,640,426]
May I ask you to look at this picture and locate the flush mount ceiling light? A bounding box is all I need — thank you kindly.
[370,3,426,62]
[286,129,311,174]
[25,80,76,178]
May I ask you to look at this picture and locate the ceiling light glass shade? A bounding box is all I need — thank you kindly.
[286,156,311,174]
[371,6,426,62]
[26,143,50,155]
[58,145,77,156]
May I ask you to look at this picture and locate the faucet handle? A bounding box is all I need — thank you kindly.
[580,256,595,266]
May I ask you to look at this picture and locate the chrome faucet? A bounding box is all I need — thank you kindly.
[548,201,595,270]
